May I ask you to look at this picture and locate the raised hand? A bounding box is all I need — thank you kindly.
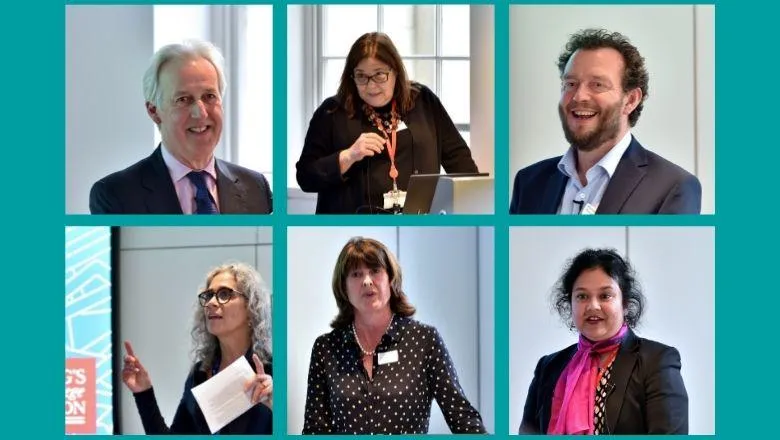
[339,132,387,174]
[121,340,152,393]
[244,353,273,409]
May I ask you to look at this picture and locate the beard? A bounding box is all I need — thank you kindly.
[559,100,623,152]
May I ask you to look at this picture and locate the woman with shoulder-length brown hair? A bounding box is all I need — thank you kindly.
[295,32,479,214]
[302,237,486,434]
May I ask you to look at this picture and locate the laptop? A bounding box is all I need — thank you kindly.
[403,173,490,214]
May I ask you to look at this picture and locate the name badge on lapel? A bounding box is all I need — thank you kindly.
[581,203,598,215]
[377,350,399,365]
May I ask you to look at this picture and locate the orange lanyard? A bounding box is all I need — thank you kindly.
[370,100,399,182]
[594,348,619,387]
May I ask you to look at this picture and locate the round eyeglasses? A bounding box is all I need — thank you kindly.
[352,71,391,85]
[198,287,247,306]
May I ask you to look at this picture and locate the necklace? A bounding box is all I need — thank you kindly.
[363,101,400,183]
[352,314,395,357]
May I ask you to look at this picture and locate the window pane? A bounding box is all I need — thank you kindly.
[322,59,347,104]
[322,6,377,56]
[441,5,470,57]
[383,5,435,56]
[241,6,273,173]
[404,59,435,92]
[440,60,470,125]
[459,130,470,148]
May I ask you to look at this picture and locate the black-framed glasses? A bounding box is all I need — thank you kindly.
[352,71,391,85]
[198,288,246,306]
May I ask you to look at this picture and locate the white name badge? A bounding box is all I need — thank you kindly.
[581,203,598,215]
[377,350,399,365]
[397,121,408,131]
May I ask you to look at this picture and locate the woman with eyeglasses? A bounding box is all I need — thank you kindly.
[302,237,486,434]
[519,249,688,434]
[295,32,480,214]
[121,262,273,434]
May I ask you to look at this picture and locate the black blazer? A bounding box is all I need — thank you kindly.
[509,136,701,214]
[295,83,478,214]
[132,354,273,434]
[89,146,272,214]
[520,330,688,434]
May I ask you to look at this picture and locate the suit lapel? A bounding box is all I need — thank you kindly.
[141,146,183,214]
[597,136,648,213]
[540,171,568,214]
[606,329,639,434]
[216,160,249,214]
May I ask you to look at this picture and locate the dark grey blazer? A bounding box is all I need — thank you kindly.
[509,136,701,214]
[519,329,689,435]
[89,146,272,214]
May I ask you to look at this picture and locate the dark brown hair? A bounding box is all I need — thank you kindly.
[557,28,649,127]
[552,248,645,330]
[330,237,416,329]
[336,32,417,118]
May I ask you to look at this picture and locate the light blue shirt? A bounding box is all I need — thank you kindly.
[556,131,632,214]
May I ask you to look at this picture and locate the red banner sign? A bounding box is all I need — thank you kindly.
[65,358,96,434]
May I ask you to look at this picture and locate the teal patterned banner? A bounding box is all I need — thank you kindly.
[65,227,113,435]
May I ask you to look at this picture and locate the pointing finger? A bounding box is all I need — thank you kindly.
[252,354,265,375]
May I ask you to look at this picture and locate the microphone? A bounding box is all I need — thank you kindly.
[572,199,584,214]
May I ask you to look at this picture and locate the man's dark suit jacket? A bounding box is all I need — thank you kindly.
[133,353,273,434]
[89,146,272,214]
[519,329,689,434]
[509,136,701,214]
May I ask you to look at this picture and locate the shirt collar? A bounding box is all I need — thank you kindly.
[160,142,218,182]
[557,130,633,179]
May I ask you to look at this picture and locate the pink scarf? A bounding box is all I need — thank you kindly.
[547,324,628,434]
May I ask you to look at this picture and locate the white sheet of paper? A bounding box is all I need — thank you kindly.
[190,356,256,434]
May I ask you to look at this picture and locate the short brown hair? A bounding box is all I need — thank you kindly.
[557,28,649,127]
[330,237,416,329]
[336,32,417,118]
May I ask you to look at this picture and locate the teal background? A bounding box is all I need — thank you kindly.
[7,0,765,437]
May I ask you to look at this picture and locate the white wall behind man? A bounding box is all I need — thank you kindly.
[287,226,494,433]
[117,227,273,434]
[66,6,154,214]
[509,5,715,214]
[66,5,213,214]
[508,226,714,434]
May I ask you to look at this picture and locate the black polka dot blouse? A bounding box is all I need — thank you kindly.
[303,316,486,434]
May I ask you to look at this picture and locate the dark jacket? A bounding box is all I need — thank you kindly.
[132,353,273,434]
[90,146,272,214]
[520,329,688,434]
[296,83,478,214]
[510,136,701,214]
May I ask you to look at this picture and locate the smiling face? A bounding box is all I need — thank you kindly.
[345,263,392,318]
[571,267,625,341]
[354,57,396,108]
[202,271,249,339]
[558,48,639,152]
[147,56,223,167]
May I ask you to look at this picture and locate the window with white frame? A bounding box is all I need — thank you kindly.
[152,5,273,182]
[316,5,471,145]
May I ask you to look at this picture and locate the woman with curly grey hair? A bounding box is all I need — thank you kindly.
[121,262,273,434]
[519,248,688,435]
